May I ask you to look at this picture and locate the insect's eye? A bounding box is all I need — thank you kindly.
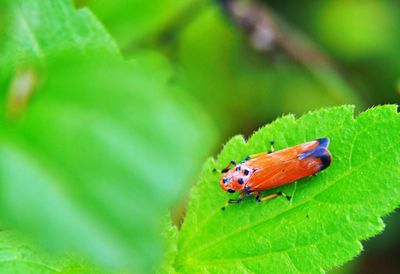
[244,169,250,175]
[228,189,235,193]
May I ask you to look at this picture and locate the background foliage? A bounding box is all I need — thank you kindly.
[1,0,400,273]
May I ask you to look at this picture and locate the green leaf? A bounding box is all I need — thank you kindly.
[0,231,99,273]
[0,1,6,32]
[1,0,118,69]
[0,0,119,103]
[84,0,192,48]
[0,0,216,272]
[176,105,400,273]
[156,214,179,274]
[316,1,398,58]
[176,7,363,135]
[0,54,215,272]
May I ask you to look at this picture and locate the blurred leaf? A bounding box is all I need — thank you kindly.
[267,0,400,106]
[0,0,216,272]
[0,231,99,274]
[311,0,400,106]
[0,0,118,69]
[0,0,119,106]
[316,0,397,58]
[177,7,362,136]
[0,0,6,31]
[327,259,358,274]
[176,105,400,273]
[84,0,192,48]
[0,55,215,272]
[156,215,178,274]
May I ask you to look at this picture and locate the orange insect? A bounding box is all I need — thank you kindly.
[220,138,332,209]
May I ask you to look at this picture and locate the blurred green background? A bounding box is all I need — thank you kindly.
[1,0,400,273]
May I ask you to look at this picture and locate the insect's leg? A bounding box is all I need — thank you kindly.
[260,191,291,202]
[246,191,261,202]
[260,193,279,202]
[221,160,237,173]
[278,191,292,201]
[268,140,275,154]
[221,191,245,210]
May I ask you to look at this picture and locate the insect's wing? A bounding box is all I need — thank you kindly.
[248,157,320,190]
[247,139,331,191]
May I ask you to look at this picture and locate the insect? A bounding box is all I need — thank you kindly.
[219,138,332,209]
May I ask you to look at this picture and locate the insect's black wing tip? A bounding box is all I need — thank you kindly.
[316,137,330,149]
[298,146,332,171]
[319,151,332,170]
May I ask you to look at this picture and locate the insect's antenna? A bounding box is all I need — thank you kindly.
[220,160,237,173]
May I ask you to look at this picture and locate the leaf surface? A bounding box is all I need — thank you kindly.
[0,231,100,274]
[1,0,118,68]
[176,105,400,273]
[156,214,179,274]
[0,0,216,272]
[85,0,191,47]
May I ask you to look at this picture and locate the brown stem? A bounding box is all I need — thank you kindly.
[220,0,365,105]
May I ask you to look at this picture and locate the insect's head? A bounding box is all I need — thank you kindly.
[219,164,254,193]
[220,171,236,193]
